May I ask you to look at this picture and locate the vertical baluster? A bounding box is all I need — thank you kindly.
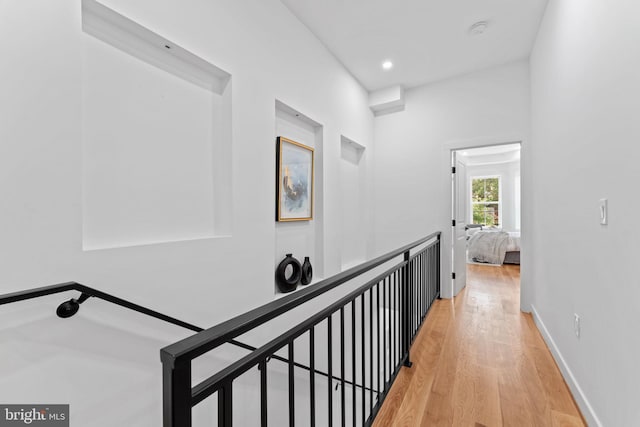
[398,271,402,369]
[260,360,268,427]
[376,282,380,403]
[426,249,430,311]
[423,250,426,313]
[418,253,422,319]
[397,268,403,363]
[405,264,409,357]
[423,250,427,312]
[351,300,356,427]
[433,241,440,298]
[409,260,414,338]
[427,250,429,308]
[430,248,433,308]
[432,246,435,304]
[382,277,387,387]
[421,251,424,315]
[400,267,405,362]
[396,270,400,365]
[392,271,396,371]
[417,254,421,321]
[429,246,433,307]
[389,272,393,372]
[417,254,420,320]
[399,270,402,364]
[402,262,408,353]
[310,327,315,427]
[218,381,233,427]
[437,240,440,296]
[369,288,373,414]
[410,260,415,340]
[328,315,333,427]
[289,343,295,427]
[411,259,420,336]
[421,252,424,318]
[435,243,438,299]
[340,308,346,427]
[386,277,391,381]
[361,294,366,425]
[404,264,408,361]
[417,254,420,321]
[437,239,441,296]
[425,250,428,311]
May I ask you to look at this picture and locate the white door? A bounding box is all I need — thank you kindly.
[452,152,467,295]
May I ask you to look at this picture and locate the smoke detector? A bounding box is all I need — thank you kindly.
[469,21,489,35]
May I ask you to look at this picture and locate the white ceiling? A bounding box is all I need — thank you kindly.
[280,0,549,91]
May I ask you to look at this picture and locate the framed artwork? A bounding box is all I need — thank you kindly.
[276,136,314,221]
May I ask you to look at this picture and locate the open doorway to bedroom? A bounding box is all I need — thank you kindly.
[451,142,521,297]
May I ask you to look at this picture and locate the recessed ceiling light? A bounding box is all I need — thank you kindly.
[382,60,393,70]
[469,21,489,36]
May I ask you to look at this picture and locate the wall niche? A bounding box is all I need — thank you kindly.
[81,0,232,250]
[274,100,324,295]
[340,135,367,269]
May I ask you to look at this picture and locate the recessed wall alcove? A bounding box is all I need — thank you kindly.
[340,135,367,269]
[81,0,232,250]
[274,100,324,295]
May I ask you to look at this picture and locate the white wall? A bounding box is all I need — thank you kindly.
[465,160,520,232]
[340,138,369,268]
[528,0,640,425]
[373,61,530,298]
[0,0,373,425]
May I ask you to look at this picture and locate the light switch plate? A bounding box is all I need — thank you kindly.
[599,198,608,225]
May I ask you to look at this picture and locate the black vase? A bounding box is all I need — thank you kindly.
[275,254,302,293]
[300,256,313,285]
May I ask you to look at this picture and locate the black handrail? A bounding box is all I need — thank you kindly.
[161,231,441,367]
[0,280,356,394]
[0,281,203,333]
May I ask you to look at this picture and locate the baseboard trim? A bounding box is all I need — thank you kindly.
[530,305,602,427]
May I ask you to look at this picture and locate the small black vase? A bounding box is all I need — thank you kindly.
[275,254,302,293]
[300,256,313,285]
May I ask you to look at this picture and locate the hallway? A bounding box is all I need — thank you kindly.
[373,264,585,426]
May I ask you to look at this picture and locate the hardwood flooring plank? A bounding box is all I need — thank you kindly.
[373,263,586,427]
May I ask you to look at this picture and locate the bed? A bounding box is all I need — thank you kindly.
[466,228,520,265]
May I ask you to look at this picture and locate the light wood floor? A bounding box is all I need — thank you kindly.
[373,264,585,427]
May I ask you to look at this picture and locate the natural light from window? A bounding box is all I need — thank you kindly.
[471,176,500,226]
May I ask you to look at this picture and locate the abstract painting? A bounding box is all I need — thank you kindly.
[276,136,314,221]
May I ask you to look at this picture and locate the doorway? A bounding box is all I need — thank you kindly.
[450,142,521,296]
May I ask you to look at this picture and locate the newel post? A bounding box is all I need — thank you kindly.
[402,250,413,368]
[162,352,192,427]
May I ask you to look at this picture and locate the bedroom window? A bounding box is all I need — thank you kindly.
[471,176,500,226]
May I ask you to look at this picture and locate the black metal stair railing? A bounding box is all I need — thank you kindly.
[161,231,441,427]
[0,281,204,332]
[0,232,441,426]
[0,282,281,361]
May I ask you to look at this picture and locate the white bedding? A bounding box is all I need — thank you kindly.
[506,232,521,252]
[467,230,520,264]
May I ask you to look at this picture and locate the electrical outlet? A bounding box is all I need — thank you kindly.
[574,313,581,339]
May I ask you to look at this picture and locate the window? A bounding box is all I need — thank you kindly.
[471,176,500,226]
